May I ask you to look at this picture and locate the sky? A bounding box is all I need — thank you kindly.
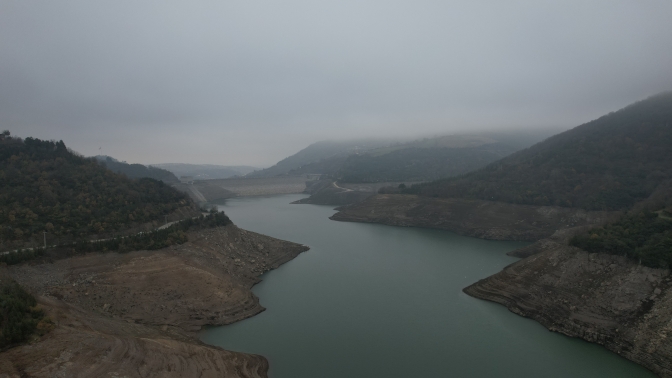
[2,1,672,167]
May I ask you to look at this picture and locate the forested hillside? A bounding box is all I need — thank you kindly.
[273,132,559,183]
[407,92,672,211]
[247,139,397,177]
[152,163,257,180]
[337,142,515,182]
[0,135,191,246]
[95,156,179,183]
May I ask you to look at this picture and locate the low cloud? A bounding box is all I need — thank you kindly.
[2,0,672,166]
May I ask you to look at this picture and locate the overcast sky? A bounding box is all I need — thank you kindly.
[2,1,671,166]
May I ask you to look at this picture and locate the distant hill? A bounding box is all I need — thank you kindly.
[281,131,561,183]
[246,139,399,178]
[407,92,672,211]
[94,156,179,183]
[153,163,257,180]
[336,142,515,182]
[0,135,192,248]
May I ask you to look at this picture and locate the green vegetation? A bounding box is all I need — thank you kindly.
[73,210,231,254]
[151,163,257,180]
[0,210,232,264]
[281,131,559,183]
[405,93,672,210]
[0,248,46,266]
[249,139,396,178]
[570,209,672,268]
[337,144,515,182]
[0,134,191,246]
[0,281,48,349]
[95,156,179,183]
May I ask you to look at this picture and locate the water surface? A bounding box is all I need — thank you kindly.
[201,194,654,378]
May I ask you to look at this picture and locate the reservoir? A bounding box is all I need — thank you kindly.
[200,194,654,378]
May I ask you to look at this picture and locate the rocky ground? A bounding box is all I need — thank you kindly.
[464,231,672,377]
[330,194,616,241]
[0,224,308,378]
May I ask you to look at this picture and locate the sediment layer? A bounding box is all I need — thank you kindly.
[464,242,672,377]
[0,224,308,378]
[330,194,616,241]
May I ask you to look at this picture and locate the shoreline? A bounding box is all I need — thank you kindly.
[463,239,670,377]
[330,194,616,241]
[0,224,308,378]
[330,194,671,376]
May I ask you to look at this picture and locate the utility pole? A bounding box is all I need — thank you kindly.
[43,231,47,248]
[165,215,168,225]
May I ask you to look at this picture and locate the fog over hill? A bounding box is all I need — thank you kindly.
[246,139,400,178]
[3,1,671,165]
[406,92,672,211]
[94,155,179,183]
[152,163,257,180]
[253,128,564,183]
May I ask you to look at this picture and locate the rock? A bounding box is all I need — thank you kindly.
[3,224,309,378]
[331,194,616,241]
[464,242,672,377]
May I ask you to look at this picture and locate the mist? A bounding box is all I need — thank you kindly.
[2,0,671,166]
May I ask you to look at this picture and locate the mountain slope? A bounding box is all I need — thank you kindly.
[0,135,193,248]
[336,142,516,182]
[95,155,179,183]
[408,92,672,210]
[152,163,257,180]
[246,139,397,177]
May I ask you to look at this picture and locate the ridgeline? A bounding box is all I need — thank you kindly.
[406,92,672,211]
[0,134,194,250]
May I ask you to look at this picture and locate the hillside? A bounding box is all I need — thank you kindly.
[246,139,398,178]
[407,92,672,211]
[282,131,561,184]
[337,142,516,182]
[568,181,672,268]
[95,155,179,183]
[0,135,193,250]
[152,163,257,180]
[1,221,308,378]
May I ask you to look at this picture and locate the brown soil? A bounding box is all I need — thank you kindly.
[0,224,308,378]
[330,194,617,241]
[464,235,672,377]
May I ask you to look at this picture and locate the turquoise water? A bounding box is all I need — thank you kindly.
[200,194,654,378]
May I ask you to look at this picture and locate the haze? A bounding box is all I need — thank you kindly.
[2,0,671,167]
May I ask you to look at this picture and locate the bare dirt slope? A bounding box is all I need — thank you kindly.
[330,194,616,241]
[0,224,308,378]
[0,296,268,378]
[464,238,672,377]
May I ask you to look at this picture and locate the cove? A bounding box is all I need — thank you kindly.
[200,194,654,378]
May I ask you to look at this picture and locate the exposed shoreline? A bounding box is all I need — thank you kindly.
[330,193,672,376]
[3,193,666,377]
[463,235,671,377]
[330,194,616,241]
[0,224,308,378]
